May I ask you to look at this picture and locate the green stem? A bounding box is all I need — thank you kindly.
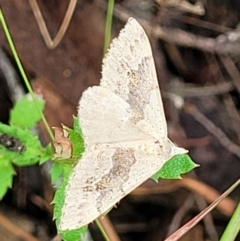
[219,200,240,241]
[95,218,111,241]
[0,8,54,141]
[103,0,115,55]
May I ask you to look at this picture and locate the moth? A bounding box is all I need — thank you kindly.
[59,18,187,230]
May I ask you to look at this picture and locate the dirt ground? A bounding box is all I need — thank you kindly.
[0,1,239,241]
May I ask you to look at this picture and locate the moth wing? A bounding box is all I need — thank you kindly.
[59,141,171,230]
[79,86,155,146]
[59,18,188,231]
[100,18,167,139]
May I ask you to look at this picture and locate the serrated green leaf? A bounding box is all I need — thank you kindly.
[53,180,68,222]
[51,162,64,184]
[69,117,84,158]
[0,157,15,199]
[73,116,82,135]
[69,130,84,158]
[52,161,88,240]
[39,144,53,164]
[52,119,86,239]
[52,163,72,221]
[51,161,72,184]
[61,227,87,241]
[0,123,52,166]
[10,93,45,128]
[152,154,198,181]
[53,174,70,235]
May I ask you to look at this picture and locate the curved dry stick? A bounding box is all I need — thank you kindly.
[0,212,41,241]
[109,3,240,56]
[185,103,240,159]
[166,82,234,97]
[132,177,236,217]
[28,0,77,49]
[156,0,205,15]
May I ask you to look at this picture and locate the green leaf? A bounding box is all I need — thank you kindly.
[51,122,86,239]
[51,117,86,233]
[51,161,72,184]
[60,227,87,241]
[10,94,45,128]
[0,157,15,199]
[52,167,72,223]
[152,154,198,181]
[69,117,84,158]
[52,118,86,239]
[52,162,87,241]
[51,162,64,184]
[39,144,53,164]
[0,123,52,166]
[52,162,72,222]
[73,116,82,136]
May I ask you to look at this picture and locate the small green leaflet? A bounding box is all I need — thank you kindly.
[0,157,15,198]
[10,93,45,128]
[51,162,66,184]
[53,169,87,241]
[0,123,52,166]
[68,116,84,158]
[152,154,198,181]
[51,117,84,185]
[0,123,52,199]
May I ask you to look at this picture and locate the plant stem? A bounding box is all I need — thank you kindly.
[219,200,240,241]
[103,0,115,55]
[95,218,111,241]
